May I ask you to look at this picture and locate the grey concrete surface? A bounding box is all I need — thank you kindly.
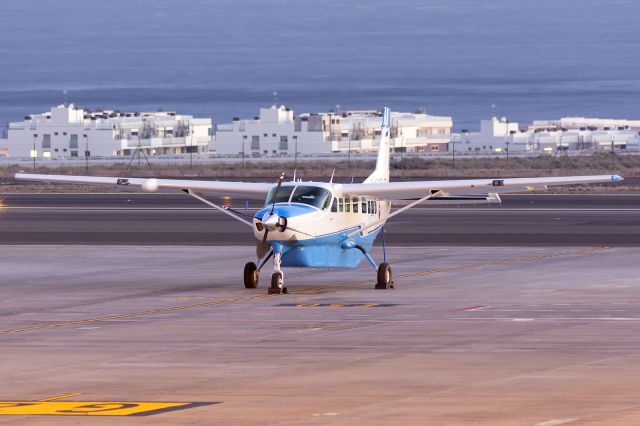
[1,245,640,424]
[1,193,639,246]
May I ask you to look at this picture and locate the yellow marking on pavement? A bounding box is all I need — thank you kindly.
[0,247,607,337]
[38,393,81,402]
[0,401,205,416]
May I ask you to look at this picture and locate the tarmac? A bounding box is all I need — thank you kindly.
[1,193,640,424]
[1,244,640,424]
[1,193,639,246]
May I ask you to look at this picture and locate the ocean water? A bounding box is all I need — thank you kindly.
[0,0,639,131]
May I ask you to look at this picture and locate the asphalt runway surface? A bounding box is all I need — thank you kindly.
[1,193,639,246]
[1,245,640,424]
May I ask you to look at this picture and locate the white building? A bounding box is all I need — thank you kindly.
[0,104,212,159]
[452,116,640,154]
[214,105,452,156]
[453,117,524,154]
[529,117,640,151]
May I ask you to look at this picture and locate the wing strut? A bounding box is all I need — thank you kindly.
[348,190,440,237]
[183,189,254,227]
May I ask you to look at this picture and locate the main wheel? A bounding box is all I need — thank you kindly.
[375,262,393,289]
[243,262,259,289]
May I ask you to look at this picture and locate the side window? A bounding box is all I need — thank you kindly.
[353,197,359,213]
[362,200,367,214]
[373,201,377,214]
[322,195,338,212]
[331,197,338,212]
[344,195,351,213]
[338,197,344,212]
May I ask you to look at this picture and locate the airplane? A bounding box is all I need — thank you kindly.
[15,107,624,294]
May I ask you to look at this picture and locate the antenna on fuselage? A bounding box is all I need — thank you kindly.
[329,168,336,183]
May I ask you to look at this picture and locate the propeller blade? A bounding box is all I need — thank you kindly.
[257,171,285,253]
[261,228,269,249]
[269,171,286,216]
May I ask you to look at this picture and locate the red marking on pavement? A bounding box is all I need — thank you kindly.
[457,305,487,311]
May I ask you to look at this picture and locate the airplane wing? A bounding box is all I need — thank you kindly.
[342,175,624,199]
[14,173,273,198]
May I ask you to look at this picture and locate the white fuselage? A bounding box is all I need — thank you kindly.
[253,182,392,243]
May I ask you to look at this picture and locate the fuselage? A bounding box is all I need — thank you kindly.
[253,182,391,268]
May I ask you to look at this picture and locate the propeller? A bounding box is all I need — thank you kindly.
[260,171,285,249]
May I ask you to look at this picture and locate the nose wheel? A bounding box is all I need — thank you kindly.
[267,252,287,294]
[268,271,287,294]
[375,262,394,289]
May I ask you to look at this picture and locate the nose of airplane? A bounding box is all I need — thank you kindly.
[262,212,279,230]
[260,210,289,232]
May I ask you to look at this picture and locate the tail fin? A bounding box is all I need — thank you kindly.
[364,106,391,183]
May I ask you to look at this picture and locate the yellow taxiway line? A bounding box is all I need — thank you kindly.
[37,393,82,402]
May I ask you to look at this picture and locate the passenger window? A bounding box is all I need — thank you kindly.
[338,198,344,212]
[331,198,338,212]
[362,201,367,214]
[353,196,359,213]
[345,195,351,213]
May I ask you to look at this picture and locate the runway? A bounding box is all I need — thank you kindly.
[1,193,639,246]
[1,245,640,424]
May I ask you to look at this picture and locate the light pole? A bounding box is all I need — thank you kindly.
[83,134,89,174]
[347,133,351,167]
[611,133,615,171]
[505,119,510,169]
[242,135,246,168]
[188,124,194,169]
[32,133,37,171]
[293,135,298,172]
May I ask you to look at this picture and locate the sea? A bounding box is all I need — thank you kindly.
[0,0,639,131]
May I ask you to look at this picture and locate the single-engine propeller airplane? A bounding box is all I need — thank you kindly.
[16,107,624,294]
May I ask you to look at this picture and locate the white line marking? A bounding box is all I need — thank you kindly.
[536,417,579,426]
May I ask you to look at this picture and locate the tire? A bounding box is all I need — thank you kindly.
[271,271,283,289]
[244,262,259,289]
[376,262,392,289]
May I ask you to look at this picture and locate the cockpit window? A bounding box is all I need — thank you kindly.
[290,186,332,210]
[264,185,295,206]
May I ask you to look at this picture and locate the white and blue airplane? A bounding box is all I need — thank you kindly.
[16,107,624,294]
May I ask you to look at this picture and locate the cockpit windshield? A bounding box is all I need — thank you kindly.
[264,185,332,210]
[290,186,332,210]
[264,185,295,206]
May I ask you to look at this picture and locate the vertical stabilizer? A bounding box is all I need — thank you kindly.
[364,106,391,183]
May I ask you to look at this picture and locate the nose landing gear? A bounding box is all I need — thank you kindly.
[267,252,287,294]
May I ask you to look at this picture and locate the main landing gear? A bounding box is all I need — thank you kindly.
[375,262,394,289]
[244,233,394,293]
[243,262,259,289]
